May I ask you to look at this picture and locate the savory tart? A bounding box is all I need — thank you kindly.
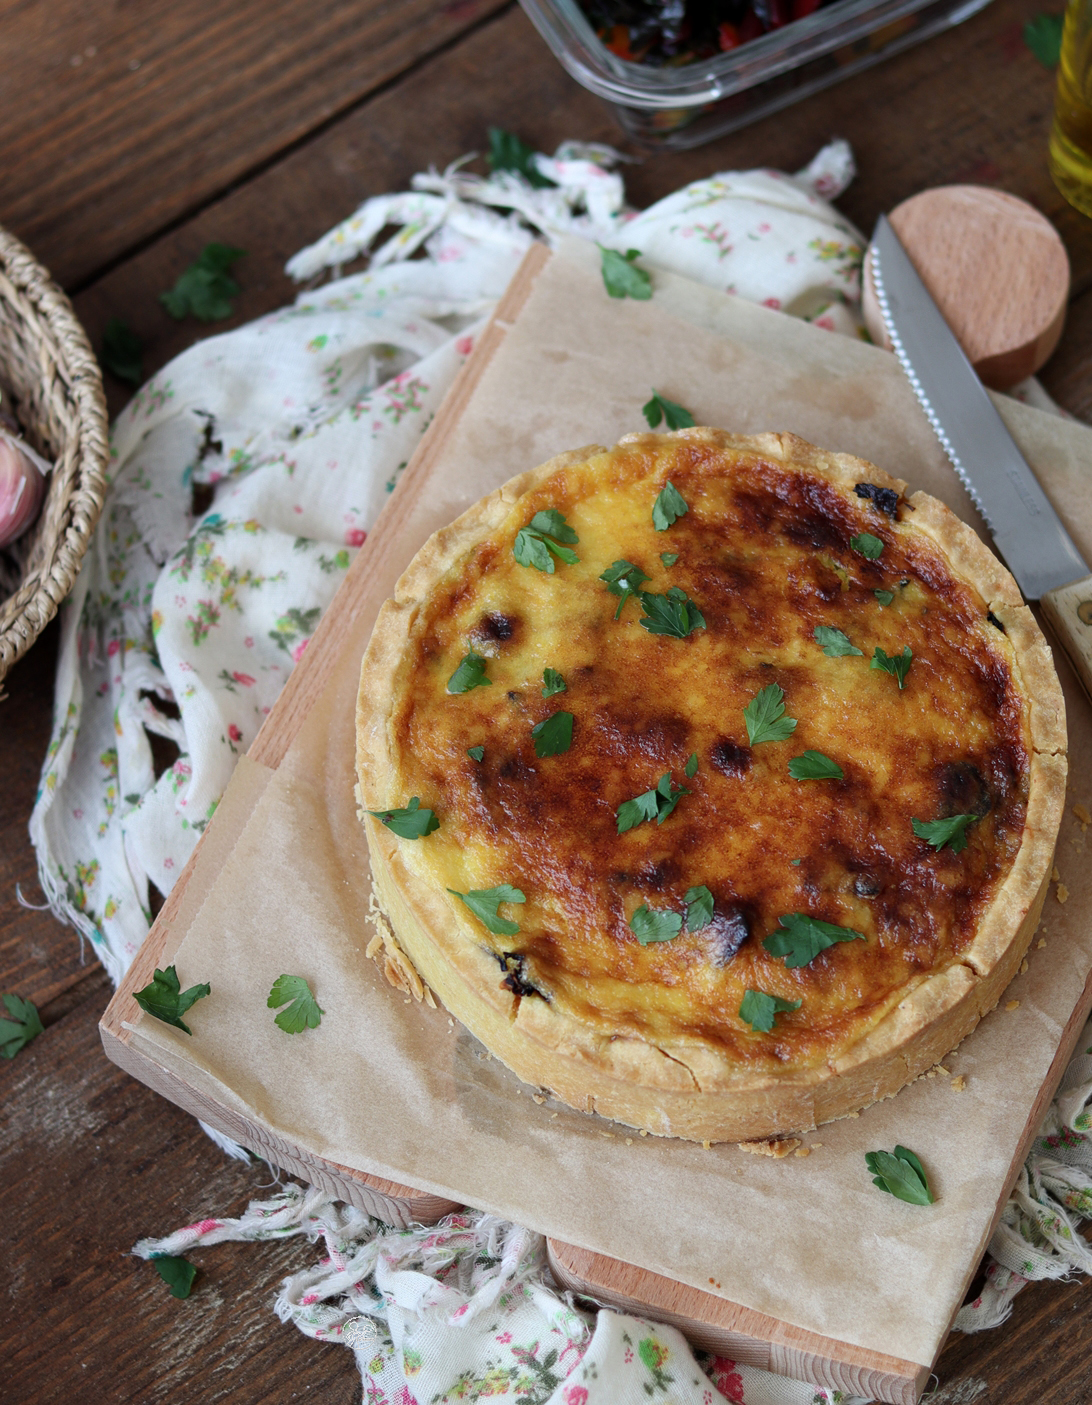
[356,430,1066,1142]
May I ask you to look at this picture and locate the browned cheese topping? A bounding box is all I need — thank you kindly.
[383,437,1030,1074]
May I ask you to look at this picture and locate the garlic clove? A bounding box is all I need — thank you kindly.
[0,436,46,547]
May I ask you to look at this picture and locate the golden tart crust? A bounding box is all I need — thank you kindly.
[356,430,1066,1142]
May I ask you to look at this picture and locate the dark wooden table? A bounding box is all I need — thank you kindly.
[3,3,1091,1401]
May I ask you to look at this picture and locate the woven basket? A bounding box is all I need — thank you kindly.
[0,226,109,685]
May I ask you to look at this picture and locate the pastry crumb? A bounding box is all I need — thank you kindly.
[626,1137,633,1145]
[702,1139,712,1149]
[811,1142,823,1149]
[639,1129,648,1136]
[951,1075,966,1091]
[1053,865,1061,882]
[846,1111,859,1119]
[365,932,383,960]
[794,1146,811,1158]
[550,1112,558,1119]
[739,1136,801,1158]
[1074,803,1091,827]
[926,1068,937,1078]
[1037,938,1047,949]
[1019,959,1029,975]
[532,1094,546,1105]
[935,1064,950,1076]
[1057,884,1070,904]
[1006,999,1020,1011]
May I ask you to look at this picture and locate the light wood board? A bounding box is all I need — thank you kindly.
[100,241,1092,1401]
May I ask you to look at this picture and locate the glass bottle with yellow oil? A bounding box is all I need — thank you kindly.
[1051,0,1092,216]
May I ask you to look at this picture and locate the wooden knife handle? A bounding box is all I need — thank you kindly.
[1041,573,1092,705]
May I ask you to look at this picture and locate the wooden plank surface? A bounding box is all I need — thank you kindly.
[5,0,1092,1398]
[0,0,508,289]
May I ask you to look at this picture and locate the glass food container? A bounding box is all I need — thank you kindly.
[520,0,993,148]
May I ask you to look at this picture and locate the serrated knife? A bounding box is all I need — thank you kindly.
[870,212,1092,701]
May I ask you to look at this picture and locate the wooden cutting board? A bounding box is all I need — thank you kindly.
[101,240,1092,1405]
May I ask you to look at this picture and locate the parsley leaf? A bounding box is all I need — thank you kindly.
[599,245,652,300]
[101,317,143,386]
[661,552,679,567]
[912,813,978,853]
[865,1146,934,1205]
[513,510,580,573]
[684,885,714,931]
[652,480,689,531]
[642,391,696,431]
[0,993,43,1059]
[739,989,802,1033]
[448,884,526,936]
[1024,12,1064,67]
[743,683,797,746]
[764,913,867,968]
[542,667,567,697]
[630,904,684,944]
[160,243,246,321]
[871,645,913,689]
[368,796,440,839]
[132,965,211,1035]
[875,589,895,606]
[467,745,485,762]
[638,587,705,639]
[788,751,844,781]
[267,974,324,1034]
[850,531,884,559]
[487,126,556,188]
[684,752,699,778]
[152,1255,198,1299]
[600,559,651,619]
[531,710,574,757]
[616,771,691,833]
[813,625,862,657]
[448,649,492,693]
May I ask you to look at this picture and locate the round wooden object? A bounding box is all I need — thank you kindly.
[861,186,1070,390]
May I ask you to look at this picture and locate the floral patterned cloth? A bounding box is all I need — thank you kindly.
[134,1189,863,1405]
[29,137,1092,1393]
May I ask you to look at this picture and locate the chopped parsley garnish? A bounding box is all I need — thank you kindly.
[874,589,893,606]
[684,884,714,931]
[542,667,567,697]
[739,989,802,1033]
[788,751,844,781]
[368,796,440,839]
[531,710,574,757]
[600,559,650,619]
[638,587,705,638]
[599,245,652,300]
[629,904,684,943]
[513,510,580,573]
[912,813,978,853]
[447,649,492,693]
[160,243,246,322]
[448,884,526,936]
[132,965,211,1035]
[642,391,696,431]
[267,974,324,1034]
[866,1146,934,1205]
[871,645,913,689]
[684,752,699,778]
[467,745,485,762]
[813,625,862,657]
[0,993,43,1059]
[743,683,797,746]
[652,480,689,531]
[850,531,884,559]
[616,772,690,833]
[152,1255,198,1299]
[763,913,866,968]
[487,126,556,188]
[661,552,679,567]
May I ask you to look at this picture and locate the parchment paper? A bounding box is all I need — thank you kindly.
[127,239,1092,1370]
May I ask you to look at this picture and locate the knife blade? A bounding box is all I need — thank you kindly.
[870,212,1092,701]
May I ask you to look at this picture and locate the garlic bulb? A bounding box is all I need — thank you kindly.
[0,433,46,547]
